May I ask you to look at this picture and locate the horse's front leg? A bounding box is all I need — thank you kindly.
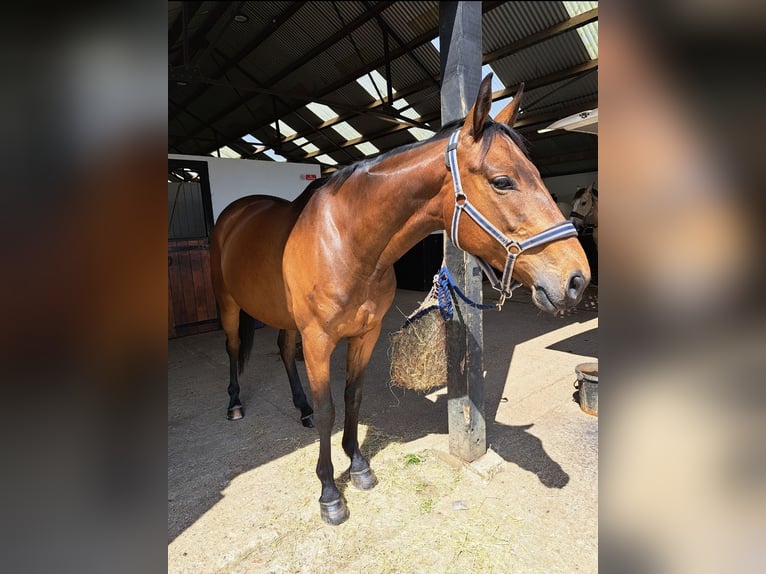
[301,328,348,525]
[343,323,383,491]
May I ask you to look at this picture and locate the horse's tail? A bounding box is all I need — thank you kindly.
[238,310,257,375]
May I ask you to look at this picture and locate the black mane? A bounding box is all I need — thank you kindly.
[318,118,529,192]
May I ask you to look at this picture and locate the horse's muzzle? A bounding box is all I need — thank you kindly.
[566,270,588,305]
[533,269,589,312]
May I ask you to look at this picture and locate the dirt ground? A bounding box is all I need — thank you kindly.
[168,284,598,574]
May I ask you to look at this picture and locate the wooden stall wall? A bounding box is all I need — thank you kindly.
[168,159,219,338]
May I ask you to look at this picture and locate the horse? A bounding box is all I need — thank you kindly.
[569,183,598,285]
[209,74,591,525]
[570,183,598,247]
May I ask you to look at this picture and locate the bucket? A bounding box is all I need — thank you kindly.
[575,362,598,416]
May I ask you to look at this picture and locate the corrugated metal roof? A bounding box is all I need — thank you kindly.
[483,1,569,52]
[522,73,598,117]
[169,1,598,177]
[380,1,440,42]
[491,30,591,87]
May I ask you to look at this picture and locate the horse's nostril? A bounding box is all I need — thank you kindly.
[567,271,586,300]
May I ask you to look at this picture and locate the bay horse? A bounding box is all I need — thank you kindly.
[210,74,590,525]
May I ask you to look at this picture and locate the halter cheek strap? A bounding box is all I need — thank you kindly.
[445,130,578,307]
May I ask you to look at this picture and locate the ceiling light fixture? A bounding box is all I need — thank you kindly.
[233,13,248,23]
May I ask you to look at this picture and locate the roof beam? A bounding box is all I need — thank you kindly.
[180,0,503,147]
[169,2,233,68]
[170,1,305,121]
[180,1,395,136]
[245,25,597,152]
[298,63,598,160]
[173,3,597,160]
[483,7,598,64]
[169,97,234,155]
[168,2,202,53]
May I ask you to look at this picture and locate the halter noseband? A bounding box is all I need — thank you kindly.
[445,129,578,307]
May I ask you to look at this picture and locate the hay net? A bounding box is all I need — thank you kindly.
[388,265,498,393]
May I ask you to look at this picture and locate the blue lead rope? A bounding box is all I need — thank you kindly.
[403,265,497,326]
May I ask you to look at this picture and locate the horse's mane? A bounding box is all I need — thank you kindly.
[313,118,529,193]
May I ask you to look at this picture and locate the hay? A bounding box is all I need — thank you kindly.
[389,305,447,393]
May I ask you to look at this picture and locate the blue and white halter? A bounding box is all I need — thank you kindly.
[445,129,578,307]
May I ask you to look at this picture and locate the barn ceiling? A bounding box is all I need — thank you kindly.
[169,1,598,177]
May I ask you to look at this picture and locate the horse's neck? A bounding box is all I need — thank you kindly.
[339,142,447,272]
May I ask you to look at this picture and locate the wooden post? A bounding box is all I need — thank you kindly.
[439,2,486,462]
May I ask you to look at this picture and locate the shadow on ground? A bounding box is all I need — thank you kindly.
[168,284,597,541]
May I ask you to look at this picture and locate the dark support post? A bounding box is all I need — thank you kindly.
[439,2,486,462]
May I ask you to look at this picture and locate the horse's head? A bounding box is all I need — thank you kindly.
[570,183,598,230]
[441,74,590,312]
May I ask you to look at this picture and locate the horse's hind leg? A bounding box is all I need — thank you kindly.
[219,302,245,420]
[277,329,314,428]
[342,324,383,491]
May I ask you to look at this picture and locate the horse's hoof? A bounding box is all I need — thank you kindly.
[227,406,244,420]
[301,414,314,428]
[319,498,349,525]
[350,467,378,490]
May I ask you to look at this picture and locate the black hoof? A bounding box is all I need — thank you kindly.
[319,498,349,525]
[350,467,378,490]
[301,414,314,428]
[227,406,244,420]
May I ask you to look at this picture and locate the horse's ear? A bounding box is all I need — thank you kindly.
[494,83,524,127]
[463,74,494,141]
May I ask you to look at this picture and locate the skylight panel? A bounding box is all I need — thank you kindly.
[392,99,408,110]
[562,1,597,16]
[262,149,286,162]
[302,142,319,154]
[577,21,598,59]
[355,141,379,156]
[315,154,337,165]
[408,127,435,141]
[217,146,241,159]
[482,65,506,92]
[399,107,420,121]
[270,120,297,138]
[563,2,598,60]
[431,37,440,52]
[293,137,308,146]
[356,69,395,101]
[331,121,362,141]
[306,102,338,122]
[392,98,423,122]
[242,133,262,144]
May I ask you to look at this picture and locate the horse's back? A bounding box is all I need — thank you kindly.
[210,195,301,329]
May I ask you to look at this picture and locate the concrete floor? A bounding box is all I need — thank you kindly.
[168,284,598,573]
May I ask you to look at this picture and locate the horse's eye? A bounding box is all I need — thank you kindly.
[491,176,515,191]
